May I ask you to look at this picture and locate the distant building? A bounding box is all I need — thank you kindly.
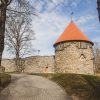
[54,21,94,74]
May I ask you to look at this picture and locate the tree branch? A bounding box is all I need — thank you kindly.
[7,8,38,16]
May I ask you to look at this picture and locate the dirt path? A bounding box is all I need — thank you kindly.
[0,74,72,100]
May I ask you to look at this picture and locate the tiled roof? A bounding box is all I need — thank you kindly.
[54,21,93,46]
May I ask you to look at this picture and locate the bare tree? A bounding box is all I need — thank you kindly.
[94,42,100,73]
[6,13,35,72]
[0,0,36,72]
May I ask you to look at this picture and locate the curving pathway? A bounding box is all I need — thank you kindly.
[0,74,72,100]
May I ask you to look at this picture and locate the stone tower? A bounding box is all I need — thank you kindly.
[54,21,94,75]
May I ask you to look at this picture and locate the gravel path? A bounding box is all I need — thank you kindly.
[0,74,72,100]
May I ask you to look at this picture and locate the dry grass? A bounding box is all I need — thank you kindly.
[30,73,100,100]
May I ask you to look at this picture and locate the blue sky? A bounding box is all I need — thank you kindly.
[3,0,100,58]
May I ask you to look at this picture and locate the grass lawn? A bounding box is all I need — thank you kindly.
[0,73,11,89]
[30,73,100,100]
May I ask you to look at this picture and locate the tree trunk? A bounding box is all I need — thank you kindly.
[15,51,20,72]
[97,0,100,21]
[0,5,7,67]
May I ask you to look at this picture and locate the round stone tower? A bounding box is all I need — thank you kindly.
[54,21,94,75]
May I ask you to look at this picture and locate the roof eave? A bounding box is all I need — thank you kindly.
[53,40,94,47]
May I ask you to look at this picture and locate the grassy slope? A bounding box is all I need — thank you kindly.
[51,74,100,100]
[30,73,100,100]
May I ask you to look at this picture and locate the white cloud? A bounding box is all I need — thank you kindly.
[34,0,82,14]
[76,15,97,24]
[32,12,69,55]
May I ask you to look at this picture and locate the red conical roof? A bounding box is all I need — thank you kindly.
[54,21,93,46]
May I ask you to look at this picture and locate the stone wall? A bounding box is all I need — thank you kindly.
[54,41,95,75]
[1,41,95,75]
[2,59,16,72]
[24,56,55,73]
[1,56,55,73]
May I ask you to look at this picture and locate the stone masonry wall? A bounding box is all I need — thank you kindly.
[55,41,94,75]
[24,56,55,73]
[1,56,55,73]
[2,59,16,72]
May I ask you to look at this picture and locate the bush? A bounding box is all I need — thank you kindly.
[0,73,11,88]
